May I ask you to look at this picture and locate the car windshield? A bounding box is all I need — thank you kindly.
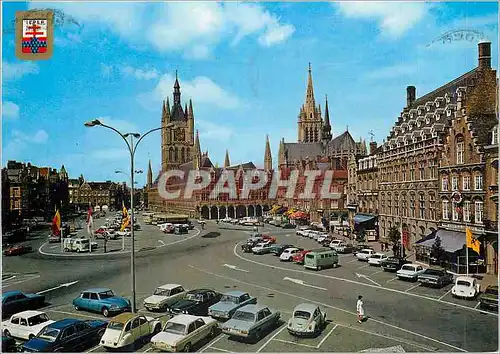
[154,288,170,296]
[485,288,498,295]
[28,314,50,326]
[163,322,186,335]
[99,290,115,299]
[424,269,444,276]
[37,326,60,342]
[232,311,255,321]
[293,310,311,320]
[108,321,124,330]
[186,293,203,301]
[220,295,238,303]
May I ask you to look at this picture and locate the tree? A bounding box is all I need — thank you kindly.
[387,225,401,245]
[431,236,445,264]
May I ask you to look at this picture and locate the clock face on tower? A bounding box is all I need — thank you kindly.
[174,128,185,142]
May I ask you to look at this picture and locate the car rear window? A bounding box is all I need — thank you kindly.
[401,265,414,271]
[457,280,472,286]
[305,254,314,259]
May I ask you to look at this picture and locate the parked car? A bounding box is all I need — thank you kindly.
[169,289,222,316]
[367,253,388,266]
[63,238,90,253]
[418,268,454,288]
[270,244,295,256]
[21,318,107,352]
[3,244,32,256]
[304,248,339,270]
[328,240,343,249]
[356,249,376,261]
[332,242,354,254]
[151,315,218,352]
[451,276,480,300]
[380,257,410,272]
[2,311,55,340]
[396,263,426,281]
[281,223,296,229]
[143,284,187,312]
[287,303,326,337]
[116,230,131,237]
[174,225,188,234]
[252,242,273,255]
[73,288,131,317]
[292,250,312,265]
[479,285,498,310]
[279,248,303,261]
[2,335,17,352]
[241,237,263,252]
[208,291,257,321]
[100,313,163,350]
[261,235,277,243]
[221,304,280,342]
[352,244,373,256]
[317,235,330,244]
[2,291,45,318]
[296,228,309,237]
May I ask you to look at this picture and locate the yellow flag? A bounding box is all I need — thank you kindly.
[466,227,480,253]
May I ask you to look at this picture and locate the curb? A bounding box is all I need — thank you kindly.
[37,228,201,258]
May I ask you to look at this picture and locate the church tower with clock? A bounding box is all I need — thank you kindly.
[161,71,195,171]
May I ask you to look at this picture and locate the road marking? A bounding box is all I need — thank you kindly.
[36,280,79,295]
[210,347,232,352]
[404,283,421,293]
[474,302,481,309]
[49,245,59,249]
[199,334,224,352]
[46,309,102,319]
[3,274,41,288]
[272,338,318,349]
[142,347,154,353]
[232,243,496,317]
[346,259,359,264]
[316,324,338,348]
[438,288,453,301]
[387,277,398,283]
[257,323,287,353]
[371,270,384,276]
[85,345,103,352]
[355,273,381,287]
[283,277,327,291]
[189,265,467,352]
[357,264,371,269]
[158,240,165,246]
[223,264,249,273]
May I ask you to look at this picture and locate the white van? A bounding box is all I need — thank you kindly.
[63,238,90,253]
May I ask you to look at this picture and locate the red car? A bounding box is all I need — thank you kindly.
[95,228,107,235]
[262,235,277,244]
[293,250,312,264]
[4,244,33,256]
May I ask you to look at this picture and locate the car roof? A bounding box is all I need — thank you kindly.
[187,289,213,295]
[486,285,498,290]
[293,303,318,313]
[224,290,247,297]
[168,314,202,325]
[49,319,81,329]
[456,276,475,282]
[3,291,23,298]
[402,263,421,267]
[372,253,385,256]
[111,312,136,323]
[158,284,183,290]
[84,288,113,293]
[237,304,268,313]
[11,310,45,318]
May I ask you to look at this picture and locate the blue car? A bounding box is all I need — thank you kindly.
[22,318,107,352]
[2,291,45,318]
[72,288,131,317]
[208,291,257,320]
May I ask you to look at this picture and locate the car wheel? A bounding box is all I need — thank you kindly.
[210,326,217,337]
[317,265,322,271]
[74,305,80,310]
[183,343,192,352]
[255,330,262,341]
[29,334,35,340]
[102,307,110,317]
[333,263,338,268]
[288,257,292,262]
[4,330,10,337]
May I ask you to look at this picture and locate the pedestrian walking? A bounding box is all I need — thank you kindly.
[356,295,364,323]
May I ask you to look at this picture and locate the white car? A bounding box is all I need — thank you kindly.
[296,228,309,236]
[280,248,301,261]
[143,284,187,312]
[329,240,343,249]
[151,314,218,352]
[356,249,375,261]
[451,276,481,300]
[317,235,329,243]
[116,230,131,237]
[101,313,164,349]
[368,253,388,266]
[252,242,273,254]
[396,264,426,281]
[2,311,55,340]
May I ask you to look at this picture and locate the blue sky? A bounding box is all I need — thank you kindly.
[2,1,498,186]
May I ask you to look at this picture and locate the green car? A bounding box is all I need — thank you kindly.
[479,285,498,310]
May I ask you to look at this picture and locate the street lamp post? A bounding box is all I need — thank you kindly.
[115,170,143,251]
[85,119,174,313]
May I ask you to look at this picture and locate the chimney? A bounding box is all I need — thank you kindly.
[369,141,378,155]
[478,41,491,69]
[406,86,416,107]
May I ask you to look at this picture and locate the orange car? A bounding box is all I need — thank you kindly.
[261,234,277,243]
[292,250,311,265]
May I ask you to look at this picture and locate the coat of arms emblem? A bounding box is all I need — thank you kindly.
[16,10,54,60]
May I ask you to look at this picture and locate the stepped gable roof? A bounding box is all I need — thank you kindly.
[283,142,324,161]
[469,113,498,147]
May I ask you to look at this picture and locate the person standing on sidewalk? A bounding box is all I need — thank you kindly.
[356,295,364,323]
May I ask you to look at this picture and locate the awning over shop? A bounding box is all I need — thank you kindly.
[354,214,376,224]
[415,229,465,253]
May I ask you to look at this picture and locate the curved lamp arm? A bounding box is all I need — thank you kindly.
[132,127,163,156]
[99,123,133,154]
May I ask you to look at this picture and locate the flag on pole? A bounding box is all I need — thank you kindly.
[466,227,480,253]
[87,205,94,236]
[52,209,61,236]
[121,202,130,231]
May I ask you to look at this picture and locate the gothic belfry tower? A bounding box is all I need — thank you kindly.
[264,135,272,170]
[322,94,332,143]
[224,149,231,168]
[161,71,195,171]
[297,63,323,143]
[147,160,153,188]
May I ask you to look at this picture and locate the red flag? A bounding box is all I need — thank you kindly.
[52,210,61,236]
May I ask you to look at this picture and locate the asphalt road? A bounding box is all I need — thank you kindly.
[2,220,498,352]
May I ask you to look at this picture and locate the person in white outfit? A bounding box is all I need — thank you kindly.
[357,295,364,323]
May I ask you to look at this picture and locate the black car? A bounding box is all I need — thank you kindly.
[2,335,17,352]
[281,223,296,229]
[352,244,373,256]
[241,238,263,253]
[380,257,410,272]
[2,291,45,318]
[169,289,222,315]
[271,244,295,256]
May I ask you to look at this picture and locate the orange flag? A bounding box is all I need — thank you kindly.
[466,227,480,253]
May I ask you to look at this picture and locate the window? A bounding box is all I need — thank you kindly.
[452,201,459,221]
[463,201,471,222]
[419,162,426,180]
[82,292,90,299]
[20,318,27,326]
[90,293,98,300]
[474,175,483,190]
[194,319,205,329]
[402,196,407,217]
[442,200,449,220]
[419,194,425,219]
[187,323,196,334]
[394,195,399,216]
[402,167,407,181]
[442,177,449,191]
[410,164,415,181]
[475,201,483,224]
[463,176,470,190]
[10,317,20,325]
[492,129,498,145]
[451,176,459,191]
[456,141,464,164]
[429,159,437,179]
[410,195,415,218]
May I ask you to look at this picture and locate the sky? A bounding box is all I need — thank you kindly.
[2,1,498,187]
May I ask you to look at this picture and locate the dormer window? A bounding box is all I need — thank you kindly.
[426,105,430,111]
[492,128,498,145]
[417,121,421,127]
[435,113,440,121]
[426,117,430,124]
[446,109,452,117]
[445,94,451,103]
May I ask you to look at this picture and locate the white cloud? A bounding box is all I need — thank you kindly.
[91,117,139,133]
[11,129,48,144]
[336,2,428,38]
[33,130,49,143]
[119,66,159,80]
[100,64,114,77]
[142,73,240,109]
[197,119,234,141]
[2,101,20,119]
[3,62,39,80]
[91,148,129,160]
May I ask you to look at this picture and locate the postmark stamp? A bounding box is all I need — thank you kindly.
[15,10,54,60]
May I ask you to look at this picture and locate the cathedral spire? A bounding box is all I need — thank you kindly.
[305,62,315,107]
[264,135,272,170]
[188,99,194,119]
[278,137,285,167]
[147,160,153,188]
[173,70,181,105]
[322,94,332,141]
[193,130,201,169]
[224,149,230,168]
